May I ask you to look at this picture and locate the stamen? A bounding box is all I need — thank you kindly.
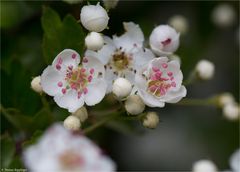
[82,58,88,63]
[57,81,63,87]
[56,64,61,70]
[162,63,168,68]
[72,53,77,59]
[90,68,94,74]
[62,88,66,94]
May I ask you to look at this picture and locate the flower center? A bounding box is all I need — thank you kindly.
[59,150,84,169]
[112,49,131,70]
[147,66,176,97]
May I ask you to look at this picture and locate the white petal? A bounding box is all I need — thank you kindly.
[132,48,155,69]
[52,49,80,72]
[138,90,165,108]
[82,56,105,78]
[105,69,117,93]
[164,86,187,103]
[113,22,144,52]
[54,90,84,113]
[85,79,107,106]
[41,66,65,96]
[135,68,148,91]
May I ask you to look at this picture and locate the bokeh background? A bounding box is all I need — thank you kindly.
[1,0,239,171]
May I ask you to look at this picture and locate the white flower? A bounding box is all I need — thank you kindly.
[218,92,235,107]
[31,76,43,93]
[142,112,159,129]
[103,0,119,10]
[149,25,180,55]
[196,60,215,80]
[212,4,236,28]
[168,15,189,34]
[85,32,104,51]
[230,149,240,172]
[125,95,145,115]
[41,49,107,113]
[192,160,218,172]
[135,57,186,108]
[80,3,109,32]
[72,106,88,122]
[112,77,132,99]
[63,115,81,131]
[23,124,116,172]
[85,22,155,93]
[223,103,239,121]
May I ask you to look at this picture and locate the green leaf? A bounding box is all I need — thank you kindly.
[22,130,43,148]
[41,7,86,64]
[0,135,15,168]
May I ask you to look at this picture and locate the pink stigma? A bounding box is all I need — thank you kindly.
[161,38,171,46]
[58,81,63,87]
[72,53,77,59]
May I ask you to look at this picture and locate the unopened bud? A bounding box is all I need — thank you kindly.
[223,103,239,121]
[63,115,81,131]
[31,76,43,94]
[192,160,217,172]
[112,78,132,99]
[143,112,159,129]
[72,106,88,122]
[218,92,235,107]
[196,60,215,80]
[125,95,145,115]
[168,15,188,34]
[85,32,104,51]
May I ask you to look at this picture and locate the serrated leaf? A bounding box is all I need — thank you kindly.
[0,135,15,168]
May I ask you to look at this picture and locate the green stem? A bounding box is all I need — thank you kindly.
[183,70,197,86]
[177,98,216,106]
[40,95,51,112]
[119,113,146,121]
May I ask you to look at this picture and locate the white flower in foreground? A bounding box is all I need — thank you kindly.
[218,92,235,107]
[103,0,119,10]
[135,57,186,107]
[41,49,107,113]
[230,149,240,172]
[31,76,43,94]
[212,4,236,28]
[149,25,180,55]
[142,112,159,129]
[23,124,116,172]
[73,106,88,122]
[112,77,132,99]
[85,32,104,51]
[168,15,189,34]
[125,95,145,115]
[80,3,109,32]
[63,115,81,131]
[192,160,217,172]
[85,22,155,92]
[196,60,215,80]
[223,103,239,121]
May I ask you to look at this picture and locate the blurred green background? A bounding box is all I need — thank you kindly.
[1,0,239,171]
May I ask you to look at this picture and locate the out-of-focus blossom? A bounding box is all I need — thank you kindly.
[192,160,218,172]
[63,115,81,131]
[112,77,132,99]
[230,149,240,172]
[168,15,189,34]
[135,57,186,108]
[80,3,109,32]
[218,92,235,107]
[72,106,88,122]
[31,76,43,94]
[85,22,155,93]
[149,25,180,55]
[212,4,236,28]
[103,0,119,10]
[142,112,159,129]
[125,94,145,115]
[23,124,116,172]
[41,49,107,113]
[85,32,104,51]
[195,60,215,80]
[223,103,239,121]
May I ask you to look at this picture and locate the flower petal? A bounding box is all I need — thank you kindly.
[132,48,155,69]
[41,66,65,96]
[138,90,165,108]
[113,22,144,52]
[85,79,107,106]
[52,49,80,72]
[105,69,117,93]
[164,86,187,103]
[82,56,105,78]
[54,90,84,113]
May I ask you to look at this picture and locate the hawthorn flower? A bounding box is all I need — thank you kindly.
[23,124,116,172]
[135,57,186,107]
[41,49,107,113]
[149,25,180,55]
[85,22,155,93]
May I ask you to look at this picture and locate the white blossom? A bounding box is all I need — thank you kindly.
[31,76,43,94]
[125,95,145,115]
[112,77,132,99]
[85,32,104,51]
[192,160,218,172]
[223,103,239,121]
[72,106,88,122]
[196,60,215,80]
[63,115,81,131]
[230,149,240,172]
[142,112,159,129]
[135,57,186,108]
[41,49,107,113]
[168,15,189,34]
[23,124,116,172]
[80,3,109,32]
[85,22,155,93]
[149,25,180,55]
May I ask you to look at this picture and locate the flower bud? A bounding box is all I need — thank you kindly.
[63,115,81,131]
[149,25,180,55]
[125,95,145,115]
[223,103,239,121]
[212,4,236,28]
[103,0,119,10]
[218,92,235,107]
[31,76,43,94]
[72,106,88,122]
[112,78,132,99]
[196,60,215,80]
[168,15,188,34]
[142,112,159,129]
[80,3,109,32]
[192,160,217,172]
[85,32,104,51]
